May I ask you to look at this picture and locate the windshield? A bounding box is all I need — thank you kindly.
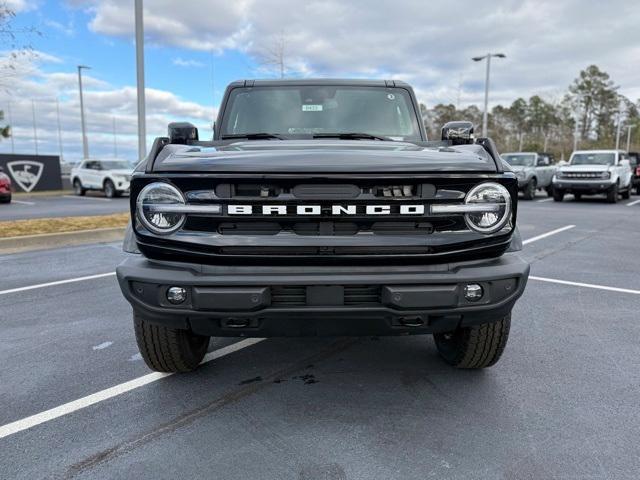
[502,154,535,167]
[219,85,422,141]
[570,153,615,166]
[100,161,131,170]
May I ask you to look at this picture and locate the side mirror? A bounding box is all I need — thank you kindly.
[620,159,630,168]
[0,166,4,173]
[441,121,474,145]
[169,122,199,144]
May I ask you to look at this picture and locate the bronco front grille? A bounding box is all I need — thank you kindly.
[132,174,517,265]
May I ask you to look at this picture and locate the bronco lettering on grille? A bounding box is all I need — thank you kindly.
[226,204,426,216]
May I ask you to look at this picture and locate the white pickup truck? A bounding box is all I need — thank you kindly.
[552,150,633,203]
[70,160,133,198]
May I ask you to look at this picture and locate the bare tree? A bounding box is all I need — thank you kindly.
[257,30,287,78]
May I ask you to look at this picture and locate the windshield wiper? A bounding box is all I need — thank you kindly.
[221,133,286,140]
[312,132,393,141]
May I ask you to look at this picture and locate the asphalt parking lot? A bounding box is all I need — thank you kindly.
[0,194,130,221]
[1,194,640,479]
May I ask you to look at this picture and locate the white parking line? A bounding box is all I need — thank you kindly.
[536,198,554,203]
[530,276,640,295]
[0,338,264,440]
[522,225,575,245]
[0,272,116,296]
[11,200,36,205]
[63,195,112,202]
[626,199,640,207]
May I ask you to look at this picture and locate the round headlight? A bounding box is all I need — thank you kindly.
[464,182,511,234]
[136,182,186,234]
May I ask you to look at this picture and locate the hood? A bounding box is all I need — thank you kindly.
[507,165,532,173]
[111,168,133,176]
[559,164,610,173]
[152,140,498,173]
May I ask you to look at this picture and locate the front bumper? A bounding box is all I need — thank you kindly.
[553,178,614,193]
[116,253,530,337]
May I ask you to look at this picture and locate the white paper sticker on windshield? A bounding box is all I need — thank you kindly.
[302,104,323,112]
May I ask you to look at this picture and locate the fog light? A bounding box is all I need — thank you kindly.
[167,286,187,304]
[463,283,483,301]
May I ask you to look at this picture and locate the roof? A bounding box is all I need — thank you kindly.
[226,78,411,88]
[571,149,626,154]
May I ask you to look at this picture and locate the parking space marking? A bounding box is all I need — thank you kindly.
[0,338,265,440]
[522,225,575,245]
[63,195,112,202]
[626,199,640,207]
[535,198,554,203]
[530,276,640,295]
[0,272,116,296]
[10,200,36,205]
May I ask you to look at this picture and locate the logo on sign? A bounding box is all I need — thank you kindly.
[7,161,44,192]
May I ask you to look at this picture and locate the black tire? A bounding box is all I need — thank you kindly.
[134,313,210,373]
[606,183,618,203]
[73,178,86,196]
[553,189,564,202]
[0,194,10,204]
[574,193,582,201]
[545,185,554,197]
[434,314,511,369]
[522,178,537,200]
[621,187,630,200]
[103,179,116,198]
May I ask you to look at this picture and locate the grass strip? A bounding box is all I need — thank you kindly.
[0,212,130,238]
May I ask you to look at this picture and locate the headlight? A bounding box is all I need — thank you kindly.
[136,182,186,234]
[601,171,611,179]
[464,182,511,234]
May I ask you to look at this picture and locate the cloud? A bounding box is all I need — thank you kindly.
[43,18,75,37]
[77,0,640,106]
[172,57,205,68]
[0,50,215,162]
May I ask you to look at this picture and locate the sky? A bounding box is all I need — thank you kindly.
[1,0,639,162]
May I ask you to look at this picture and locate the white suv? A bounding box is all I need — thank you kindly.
[71,160,133,198]
[552,150,633,203]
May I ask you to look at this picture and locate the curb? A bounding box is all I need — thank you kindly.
[0,227,125,255]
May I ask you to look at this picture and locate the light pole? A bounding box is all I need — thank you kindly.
[6,101,14,154]
[77,65,91,159]
[31,100,38,155]
[135,0,147,161]
[627,125,635,152]
[472,53,506,137]
[56,98,64,162]
[113,116,118,158]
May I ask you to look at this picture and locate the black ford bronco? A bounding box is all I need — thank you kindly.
[117,79,529,373]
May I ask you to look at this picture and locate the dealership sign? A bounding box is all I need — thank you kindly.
[0,154,62,192]
[7,161,44,192]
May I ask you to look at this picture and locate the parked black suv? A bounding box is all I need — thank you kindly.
[117,79,529,373]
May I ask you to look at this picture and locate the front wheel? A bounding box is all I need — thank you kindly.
[104,179,116,198]
[607,183,619,203]
[434,314,511,369]
[522,178,537,200]
[553,189,564,202]
[134,313,210,372]
[621,187,630,200]
[73,179,86,196]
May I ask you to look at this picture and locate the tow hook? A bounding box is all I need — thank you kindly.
[398,316,424,327]
[224,318,251,328]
